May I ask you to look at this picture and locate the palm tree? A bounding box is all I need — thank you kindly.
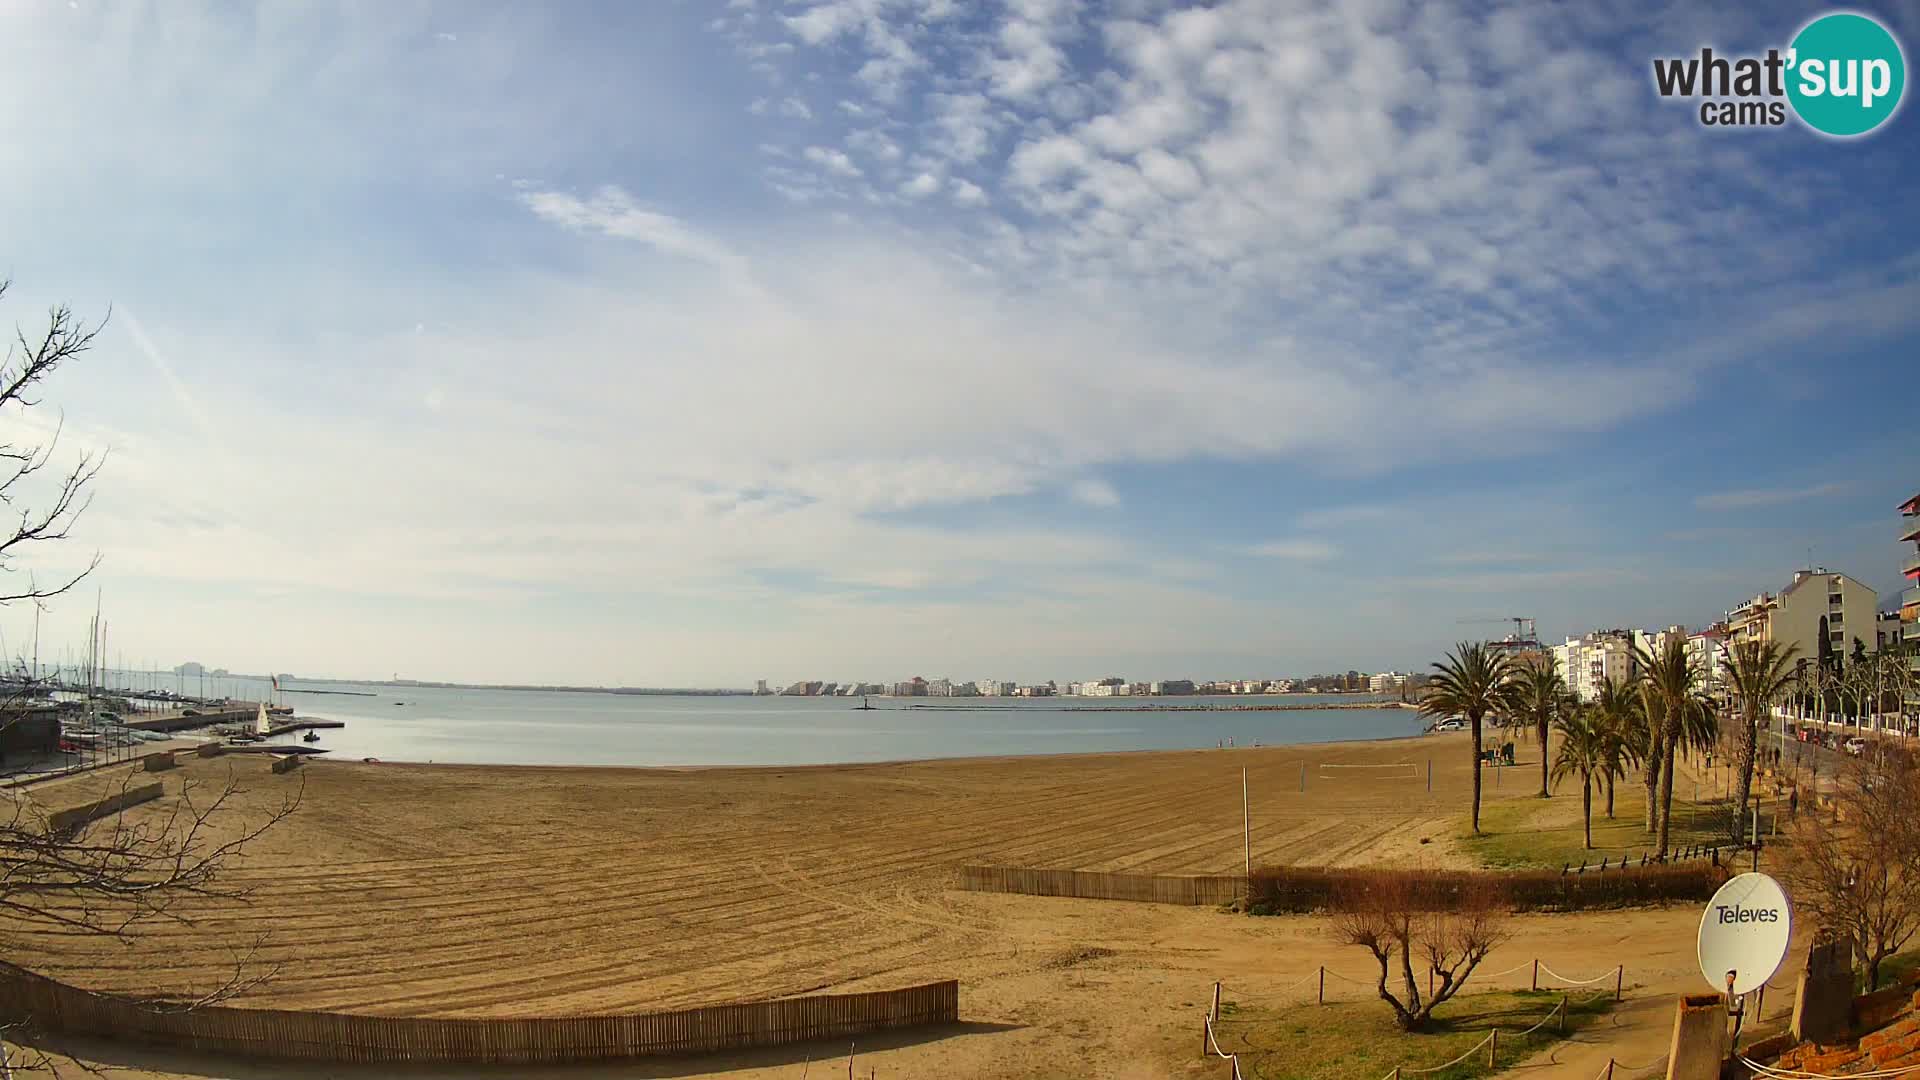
[1724,639,1799,843]
[1503,655,1568,798]
[1552,706,1608,849]
[1590,676,1645,819]
[1636,684,1665,834]
[1639,636,1705,857]
[1422,641,1517,835]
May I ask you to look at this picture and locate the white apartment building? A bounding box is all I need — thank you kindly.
[1551,633,1634,702]
[1368,671,1408,694]
[1687,629,1730,694]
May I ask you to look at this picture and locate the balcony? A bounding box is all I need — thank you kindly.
[1904,519,1920,543]
[1907,585,1920,607]
[1907,552,1920,579]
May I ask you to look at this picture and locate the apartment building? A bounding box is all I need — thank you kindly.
[1369,671,1409,694]
[1902,492,1920,710]
[1551,632,1634,702]
[1728,568,1883,663]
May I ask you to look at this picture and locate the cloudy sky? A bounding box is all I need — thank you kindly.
[2,0,1917,687]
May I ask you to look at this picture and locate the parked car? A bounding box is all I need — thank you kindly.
[1844,737,1867,756]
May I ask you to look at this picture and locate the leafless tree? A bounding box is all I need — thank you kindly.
[0,282,298,1072]
[0,280,107,612]
[1330,873,1512,1032]
[1779,746,1920,990]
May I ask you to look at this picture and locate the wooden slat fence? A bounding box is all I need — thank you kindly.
[0,963,957,1064]
[45,781,164,832]
[957,865,1247,906]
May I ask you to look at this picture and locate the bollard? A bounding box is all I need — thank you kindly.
[1560,994,1568,1033]
[1531,959,1539,992]
[1487,1027,1498,1067]
[1318,966,1325,1005]
[1615,965,1623,1002]
[1211,981,1221,1022]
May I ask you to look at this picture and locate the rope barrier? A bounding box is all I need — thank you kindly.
[1538,962,1624,987]
[1201,1014,1246,1080]
[1476,960,1537,980]
[1209,978,1575,1077]
[1397,1030,1495,1075]
[1511,997,1568,1038]
[1321,967,1375,986]
[1744,1057,1920,1079]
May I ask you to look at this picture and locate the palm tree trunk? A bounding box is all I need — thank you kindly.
[1582,773,1593,849]
[1538,717,1549,798]
[1643,738,1662,833]
[1605,771,1615,818]
[1657,718,1679,856]
[1471,715,1483,834]
[1732,709,1758,844]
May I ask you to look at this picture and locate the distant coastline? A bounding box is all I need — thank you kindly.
[273,677,752,697]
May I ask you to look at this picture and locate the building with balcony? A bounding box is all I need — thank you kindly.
[1902,492,1920,710]
[1369,671,1409,694]
[1551,632,1634,702]
[1687,625,1730,696]
[1725,568,1883,668]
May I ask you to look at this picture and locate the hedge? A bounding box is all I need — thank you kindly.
[1245,861,1727,914]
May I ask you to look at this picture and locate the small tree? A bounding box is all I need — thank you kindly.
[1330,874,1511,1032]
[1779,747,1920,990]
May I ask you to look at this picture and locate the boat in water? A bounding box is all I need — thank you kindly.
[303,730,320,743]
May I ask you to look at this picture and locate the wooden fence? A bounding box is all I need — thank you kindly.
[0,963,958,1064]
[957,865,1247,906]
[45,780,163,833]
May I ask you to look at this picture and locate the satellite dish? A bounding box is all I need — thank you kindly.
[1698,872,1792,996]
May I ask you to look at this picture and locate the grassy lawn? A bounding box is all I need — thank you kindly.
[1459,776,1760,870]
[1206,987,1617,1080]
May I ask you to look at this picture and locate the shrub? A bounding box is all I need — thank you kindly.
[1247,861,1725,915]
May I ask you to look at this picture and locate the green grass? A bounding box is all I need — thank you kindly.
[1205,988,1617,1080]
[1459,779,1755,870]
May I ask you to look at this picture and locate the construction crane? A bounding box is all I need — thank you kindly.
[1457,616,1537,643]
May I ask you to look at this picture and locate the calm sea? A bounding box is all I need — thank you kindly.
[93,672,1423,767]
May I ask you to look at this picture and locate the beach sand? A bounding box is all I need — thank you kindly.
[6,732,1748,1078]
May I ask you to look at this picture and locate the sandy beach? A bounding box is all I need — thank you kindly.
[9,731,1750,1078]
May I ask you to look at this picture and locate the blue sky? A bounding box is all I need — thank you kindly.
[1,0,1917,687]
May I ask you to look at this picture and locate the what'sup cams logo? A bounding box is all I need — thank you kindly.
[1652,10,1907,136]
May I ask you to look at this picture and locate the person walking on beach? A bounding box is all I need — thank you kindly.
[1789,787,1798,819]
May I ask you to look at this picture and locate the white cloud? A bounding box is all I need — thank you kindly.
[519,187,754,287]
[1696,483,1849,511]
[1246,539,1338,561]
[803,145,863,177]
[898,172,941,198]
[950,178,988,207]
[1068,477,1120,507]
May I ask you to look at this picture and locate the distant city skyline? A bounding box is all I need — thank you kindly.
[2,3,1916,687]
